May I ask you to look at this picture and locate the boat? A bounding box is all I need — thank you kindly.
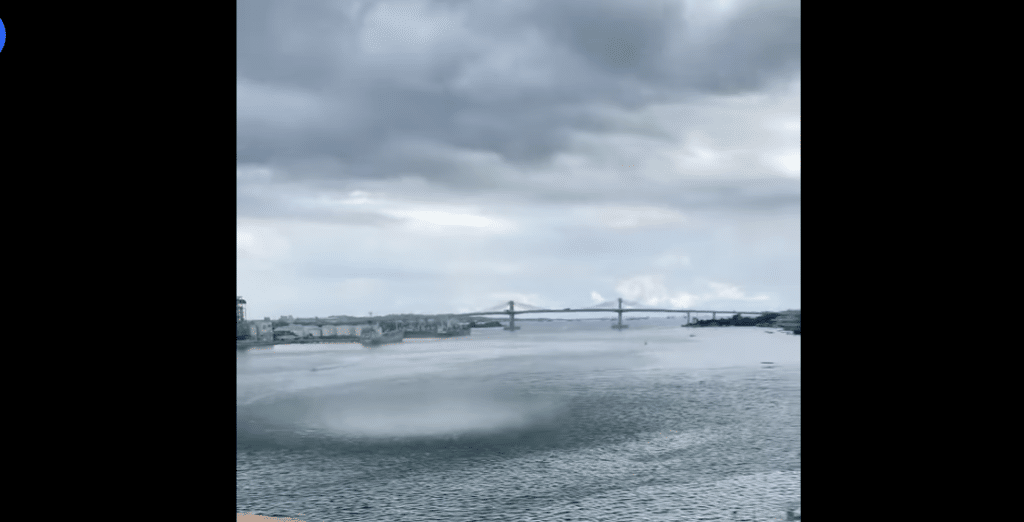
[359,329,405,347]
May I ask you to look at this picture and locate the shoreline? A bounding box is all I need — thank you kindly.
[237,337,362,350]
[237,331,473,350]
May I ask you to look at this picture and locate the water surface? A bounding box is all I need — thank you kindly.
[237,321,800,521]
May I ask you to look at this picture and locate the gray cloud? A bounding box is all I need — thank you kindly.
[237,0,800,196]
[237,0,800,318]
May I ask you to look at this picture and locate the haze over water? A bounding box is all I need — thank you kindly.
[237,320,800,521]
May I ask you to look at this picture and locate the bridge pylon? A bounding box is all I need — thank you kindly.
[503,300,520,331]
[611,297,629,329]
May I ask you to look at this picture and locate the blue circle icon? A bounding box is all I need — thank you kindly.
[0,18,5,53]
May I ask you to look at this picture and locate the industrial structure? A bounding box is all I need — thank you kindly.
[236,296,274,342]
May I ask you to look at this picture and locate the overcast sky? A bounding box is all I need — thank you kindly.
[237,0,800,320]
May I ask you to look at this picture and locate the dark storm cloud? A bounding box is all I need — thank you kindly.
[530,0,681,78]
[685,2,802,93]
[237,0,800,200]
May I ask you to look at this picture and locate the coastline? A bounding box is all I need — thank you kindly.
[237,330,472,350]
[237,337,362,350]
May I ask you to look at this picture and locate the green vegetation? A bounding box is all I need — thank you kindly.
[686,312,800,333]
[687,312,779,327]
[467,320,503,328]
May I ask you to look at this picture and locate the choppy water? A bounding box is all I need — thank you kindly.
[237,320,800,521]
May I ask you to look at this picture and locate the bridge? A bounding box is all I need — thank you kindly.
[453,298,774,331]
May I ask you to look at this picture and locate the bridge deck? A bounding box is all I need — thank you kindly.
[454,308,771,316]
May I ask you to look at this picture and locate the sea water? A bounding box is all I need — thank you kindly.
[237,320,800,521]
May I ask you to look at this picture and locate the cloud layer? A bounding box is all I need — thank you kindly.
[237,0,800,318]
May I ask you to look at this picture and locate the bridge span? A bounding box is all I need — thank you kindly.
[453,299,773,330]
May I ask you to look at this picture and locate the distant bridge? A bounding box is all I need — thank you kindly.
[453,299,774,330]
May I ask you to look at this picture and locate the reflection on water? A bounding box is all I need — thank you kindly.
[238,321,800,521]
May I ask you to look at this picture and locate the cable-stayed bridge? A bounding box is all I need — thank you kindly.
[455,298,774,330]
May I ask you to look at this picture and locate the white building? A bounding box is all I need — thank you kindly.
[273,328,299,341]
[334,324,380,336]
[248,320,274,341]
[284,324,321,337]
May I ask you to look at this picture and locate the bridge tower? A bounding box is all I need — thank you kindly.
[236,296,247,323]
[611,297,629,329]
[503,300,520,331]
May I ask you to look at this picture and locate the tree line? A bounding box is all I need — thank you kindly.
[687,313,782,328]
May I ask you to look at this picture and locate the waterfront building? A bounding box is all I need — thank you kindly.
[279,323,322,337]
[279,323,304,337]
[335,324,379,336]
[237,321,251,340]
[249,320,274,341]
[273,329,299,341]
[236,296,246,323]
